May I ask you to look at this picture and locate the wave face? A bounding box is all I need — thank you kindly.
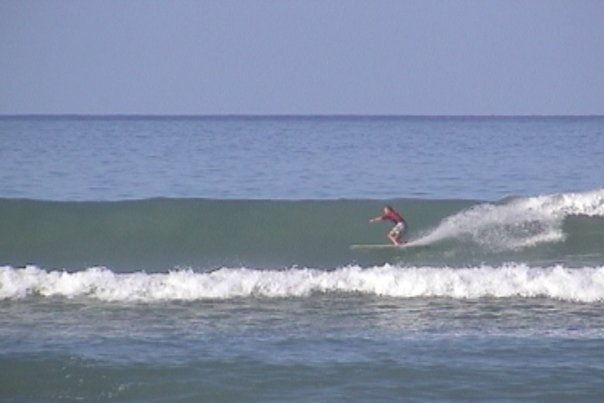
[1,189,604,271]
[2,264,604,303]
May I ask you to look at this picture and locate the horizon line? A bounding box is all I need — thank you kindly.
[1,113,603,118]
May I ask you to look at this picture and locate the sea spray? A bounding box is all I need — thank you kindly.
[412,188,604,250]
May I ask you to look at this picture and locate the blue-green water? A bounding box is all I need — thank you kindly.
[2,116,602,201]
[1,116,604,401]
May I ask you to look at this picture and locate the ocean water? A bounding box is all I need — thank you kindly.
[1,116,604,401]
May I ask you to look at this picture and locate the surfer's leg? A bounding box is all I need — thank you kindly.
[396,222,408,244]
[389,223,405,245]
[388,230,401,245]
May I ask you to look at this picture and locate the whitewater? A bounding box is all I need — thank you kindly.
[411,188,604,248]
[3,264,604,303]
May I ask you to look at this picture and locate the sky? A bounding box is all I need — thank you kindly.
[1,0,603,115]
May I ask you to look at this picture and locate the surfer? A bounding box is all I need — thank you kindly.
[370,205,407,245]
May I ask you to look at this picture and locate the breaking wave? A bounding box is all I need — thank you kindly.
[1,189,603,270]
[2,264,604,303]
[413,188,604,250]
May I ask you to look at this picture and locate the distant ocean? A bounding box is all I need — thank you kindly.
[1,115,604,401]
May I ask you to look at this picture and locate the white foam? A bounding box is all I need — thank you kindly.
[412,189,604,250]
[2,264,604,303]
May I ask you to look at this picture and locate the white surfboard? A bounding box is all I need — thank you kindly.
[350,242,420,250]
[350,240,428,250]
[350,244,399,250]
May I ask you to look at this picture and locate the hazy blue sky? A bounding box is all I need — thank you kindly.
[1,0,603,115]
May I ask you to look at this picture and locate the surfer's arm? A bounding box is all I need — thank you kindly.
[369,215,383,223]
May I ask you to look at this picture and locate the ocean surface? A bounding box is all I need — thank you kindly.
[1,115,604,401]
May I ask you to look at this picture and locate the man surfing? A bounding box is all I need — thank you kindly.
[369,205,408,245]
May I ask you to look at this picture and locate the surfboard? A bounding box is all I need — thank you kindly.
[350,243,408,250]
[350,242,425,250]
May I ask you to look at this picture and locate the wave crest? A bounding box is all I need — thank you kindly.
[413,188,604,250]
[2,264,604,303]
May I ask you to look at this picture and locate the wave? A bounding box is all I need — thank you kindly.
[2,264,604,303]
[1,189,603,270]
[413,188,604,249]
